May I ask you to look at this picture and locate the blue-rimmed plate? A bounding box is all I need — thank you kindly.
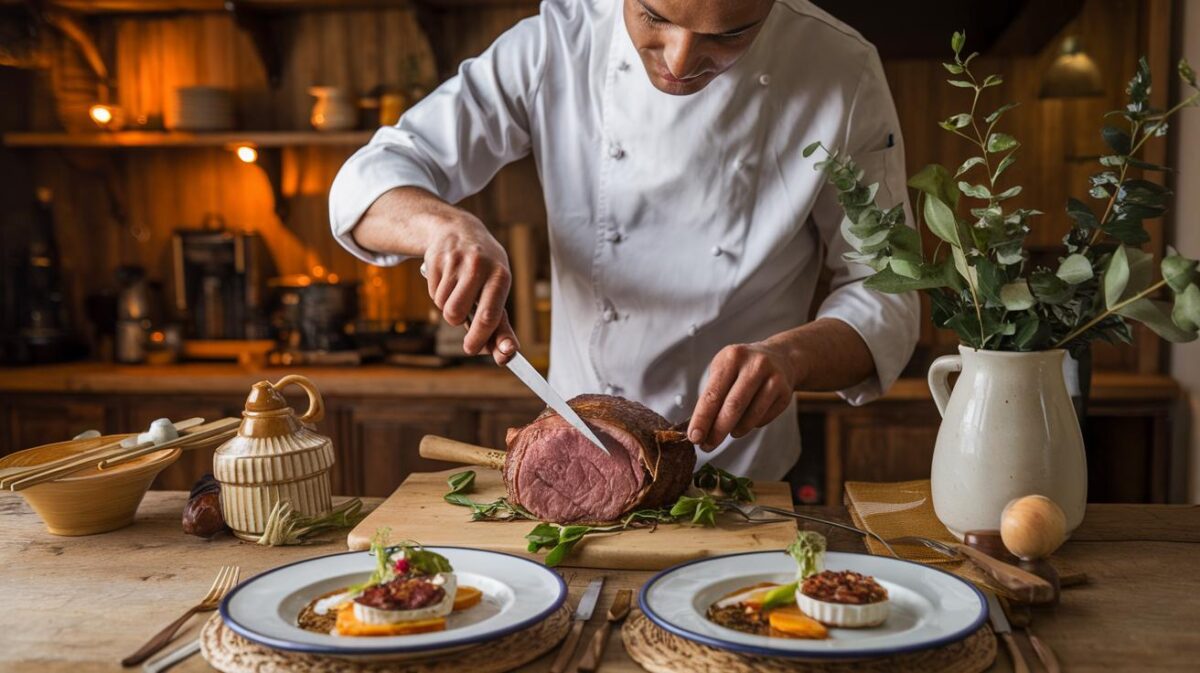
[640,550,986,659]
[220,547,566,660]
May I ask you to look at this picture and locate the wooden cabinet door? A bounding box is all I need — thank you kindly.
[3,396,113,455]
[122,395,246,491]
[826,402,941,505]
[336,401,479,497]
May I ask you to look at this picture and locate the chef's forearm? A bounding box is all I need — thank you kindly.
[764,318,876,392]
[350,186,471,258]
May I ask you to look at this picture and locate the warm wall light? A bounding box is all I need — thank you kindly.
[1040,36,1104,99]
[235,144,258,163]
[88,103,123,130]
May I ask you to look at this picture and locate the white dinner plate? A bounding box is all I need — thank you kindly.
[640,550,987,659]
[220,547,566,658]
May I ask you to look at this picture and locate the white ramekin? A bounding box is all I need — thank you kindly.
[795,588,890,628]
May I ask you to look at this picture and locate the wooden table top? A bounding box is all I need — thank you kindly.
[2,492,1198,672]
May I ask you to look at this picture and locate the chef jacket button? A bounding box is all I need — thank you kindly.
[608,143,625,160]
[759,74,771,86]
[603,308,617,322]
[618,60,631,72]
[732,158,743,171]
[605,384,621,395]
[711,245,724,257]
[674,394,684,407]
[606,230,622,243]
[687,324,698,337]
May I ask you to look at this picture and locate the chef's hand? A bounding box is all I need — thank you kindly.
[423,215,519,366]
[688,340,800,451]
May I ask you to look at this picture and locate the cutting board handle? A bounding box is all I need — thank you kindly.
[419,435,506,471]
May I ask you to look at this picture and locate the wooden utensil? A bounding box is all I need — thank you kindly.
[419,435,507,471]
[888,535,1054,604]
[575,588,632,672]
[99,417,240,469]
[9,418,238,492]
[121,565,240,667]
[1000,595,1061,673]
[0,418,204,489]
[549,577,604,673]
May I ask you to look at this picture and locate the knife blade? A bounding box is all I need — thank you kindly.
[574,577,605,622]
[986,591,1031,673]
[419,262,610,455]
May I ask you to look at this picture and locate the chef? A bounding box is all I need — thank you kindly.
[329,0,919,480]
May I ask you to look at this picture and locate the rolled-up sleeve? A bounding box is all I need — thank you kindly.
[328,7,550,266]
[812,48,920,405]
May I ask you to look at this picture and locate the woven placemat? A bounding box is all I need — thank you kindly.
[622,610,996,673]
[200,604,570,673]
[843,479,1075,601]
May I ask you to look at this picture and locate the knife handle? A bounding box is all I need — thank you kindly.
[1000,632,1031,673]
[420,435,507,471]
[956,544,1055,604]
[550,620,587,673]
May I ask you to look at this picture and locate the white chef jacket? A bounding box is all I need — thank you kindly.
[329,0,920,480]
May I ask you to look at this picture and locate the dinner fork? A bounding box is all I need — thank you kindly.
[121,565,240,667]
[723,502,899,558]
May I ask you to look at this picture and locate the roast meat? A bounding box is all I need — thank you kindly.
[503,394,696,524]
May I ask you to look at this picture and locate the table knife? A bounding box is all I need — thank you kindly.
[986,590,1030,673]
[419,262,609,455]
[550,577,605,673]
[141,638,200,673]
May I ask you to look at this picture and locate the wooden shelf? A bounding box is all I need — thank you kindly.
[2,130,373,149]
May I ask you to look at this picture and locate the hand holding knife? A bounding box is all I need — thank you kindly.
[420,263,610,456]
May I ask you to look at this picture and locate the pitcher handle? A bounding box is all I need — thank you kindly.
[271,374,325,425]
[927,355,962,417]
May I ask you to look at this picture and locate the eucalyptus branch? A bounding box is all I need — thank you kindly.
[1053,278,1168,348]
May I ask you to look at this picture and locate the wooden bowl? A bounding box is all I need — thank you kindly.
[0,434,180,536]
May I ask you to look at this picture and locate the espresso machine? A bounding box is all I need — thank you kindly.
[172,217,270,340]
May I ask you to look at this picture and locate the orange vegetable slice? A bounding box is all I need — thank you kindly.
[767,606,829,639]
[453,586,483,611]
[334,606,447,637]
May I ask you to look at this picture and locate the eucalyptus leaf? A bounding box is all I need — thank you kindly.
[958,182,992,199]
[1103,246,1131,308]
[923,194,961,245]
[909,164,961,208]
[985,102,1019,125]
[1000,281,1035,310]
[1066,197,1100,230]
[802,141,822,158]
[992,154,1017,182]
[1056,254,1094,284]
[944,62,964,74]
[953,247,978,289]
[947,79,976,88]
[982,74,1003,88]
[1029,271,1073,305]
[1172,284,1200,331]
[986,133,1019,153]
[994,185,1023,201]
[1101,126,1132,155]
[1162,249,1199,293]
[956,156,986,177]
[943,113,972,129]
[951,31,965,55]
[1116,298,1198,343]
[1180,58,1197,87]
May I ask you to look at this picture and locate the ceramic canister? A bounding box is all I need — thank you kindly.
[213,375,335,540]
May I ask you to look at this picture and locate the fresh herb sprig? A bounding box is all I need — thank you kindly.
[442,468,760,566]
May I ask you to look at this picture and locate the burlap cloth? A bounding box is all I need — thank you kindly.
[843,479,1075,601]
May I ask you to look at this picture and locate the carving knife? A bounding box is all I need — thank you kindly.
[419,263,609,455]
[550,577,605,673]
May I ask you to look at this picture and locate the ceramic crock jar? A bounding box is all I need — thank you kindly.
[928,346,1087,541]
[214,375,335,540]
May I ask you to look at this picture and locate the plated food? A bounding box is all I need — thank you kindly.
[220,538,566,657]
[503,394,696,524]
[296,532,482,637]
[640,540,986,658]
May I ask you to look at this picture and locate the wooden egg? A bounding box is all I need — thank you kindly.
[1001,495,1067,560]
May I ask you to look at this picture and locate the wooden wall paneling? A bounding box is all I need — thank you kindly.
[2,394,111,452]
[476,398,541,450]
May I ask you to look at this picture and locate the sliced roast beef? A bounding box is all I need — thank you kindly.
[504,394,695,524]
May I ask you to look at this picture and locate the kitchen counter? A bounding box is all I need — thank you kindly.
[2,491,1197,672]
[0,361,1179,401]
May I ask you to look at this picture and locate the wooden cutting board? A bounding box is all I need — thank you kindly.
[346,468,799,570]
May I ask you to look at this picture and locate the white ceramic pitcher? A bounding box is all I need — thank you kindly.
[928,346,1087,540]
